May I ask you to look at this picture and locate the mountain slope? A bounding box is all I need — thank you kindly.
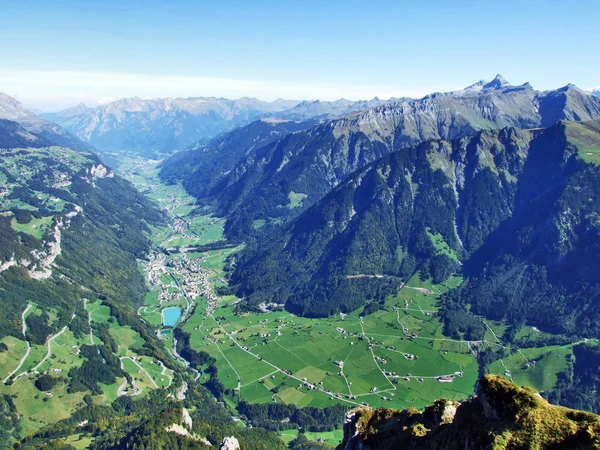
[159,118,313,199]
[157,98,409,198]
[0,118,165,338]
[0,93,95,152]
[193,77,600,239]
[338,374,600,450]
[231,120,600,337]
[43,96,300,154]
[0,119,175,443]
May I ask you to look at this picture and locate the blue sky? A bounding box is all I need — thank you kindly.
[1,0,598,110]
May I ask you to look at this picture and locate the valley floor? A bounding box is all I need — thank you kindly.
[114,155,598,446]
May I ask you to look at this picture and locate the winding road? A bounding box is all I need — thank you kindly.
[30,326,68,374]
[3,304,32,384]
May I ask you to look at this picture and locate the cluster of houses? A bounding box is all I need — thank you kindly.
[168,257,207,300]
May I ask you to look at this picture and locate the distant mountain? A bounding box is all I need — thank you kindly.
[189,77,600,239]
[267,97,403,122]
[0,118,52,148]
[231,120,600,337]
[338,374,600,450]
[592,89,600,98]
[0,93,94,152]
[42,96,300,155]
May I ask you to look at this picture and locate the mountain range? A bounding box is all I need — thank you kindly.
[3,74,600,448]
[159,118,315,199]
[161,76,600,240]
[41,96,303,155]
[229,119,600,338]
[267,97,400,122]
[40,96,409,156]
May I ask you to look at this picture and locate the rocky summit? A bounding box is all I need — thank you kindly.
[338,374,600,450]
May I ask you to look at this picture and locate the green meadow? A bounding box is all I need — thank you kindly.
[182,273,488,411]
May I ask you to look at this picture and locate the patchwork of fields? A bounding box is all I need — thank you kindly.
[181,272,486,411]
[120,157,592,410]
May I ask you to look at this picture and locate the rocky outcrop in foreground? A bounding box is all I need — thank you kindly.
[338,375,600,450]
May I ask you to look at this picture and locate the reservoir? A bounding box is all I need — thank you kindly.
[162,307,182,327]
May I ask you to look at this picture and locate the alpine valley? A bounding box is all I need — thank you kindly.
[2,76,600,450]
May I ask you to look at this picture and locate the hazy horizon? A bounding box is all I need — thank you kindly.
[3,72,598,113]
[2,0,599,111]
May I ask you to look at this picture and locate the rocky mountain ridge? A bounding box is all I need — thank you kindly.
[170,76,600,240]
[41,96,300,155]
[337,374,600,450]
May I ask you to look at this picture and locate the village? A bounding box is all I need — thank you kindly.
[142,247,221,330]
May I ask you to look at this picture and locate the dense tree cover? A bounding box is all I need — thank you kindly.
[68,343,124,395]
[0,213,44,264]
[441,308,486,341]
[422,254,460,285]
[546,343,600,414]
[288,433,334,450]
[173,328,217,369]
[360,301,383,317]
[238,402,346,432]
[0,394,20,448]
[180,240,240,253]
[35,374,62,392]
[26,311,54,345]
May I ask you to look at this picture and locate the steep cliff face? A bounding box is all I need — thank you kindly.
[337,375,600,450]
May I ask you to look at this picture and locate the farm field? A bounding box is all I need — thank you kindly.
[279,428,344,447]
[181,270,490,411]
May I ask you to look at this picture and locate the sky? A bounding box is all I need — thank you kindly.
[1,0,599,110]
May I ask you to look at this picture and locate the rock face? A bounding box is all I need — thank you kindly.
[337,375,600,450]
[220,436,240,450]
